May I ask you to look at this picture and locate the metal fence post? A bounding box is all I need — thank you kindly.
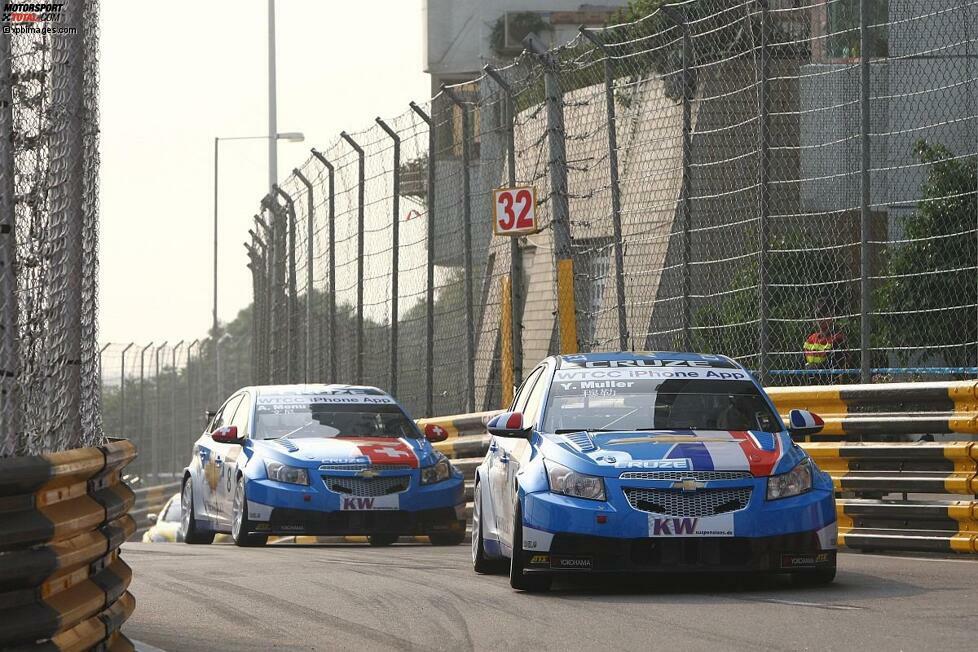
[0,31,19,453]
[254,215,273,383]
[859,0,872,383]
[483,65,525,388]
[293,168,316,383]
[757,0,771,385]
[262,194,287,384]
[579,30,628,351]
[442,86,477,412]
[98,342,109,421]
[153,341,167,480]
[138,342,153,478]
[408,103,435,417]
[47,0,85,446]
[187,340,198,444]
[525,34,578,354]
[274,185,298,383]
[171,340,184,476]
[119,343,133,436]
[340,132,365,384]
[310,149,336,383]
[245,241,261,383]
[376,117,401,397]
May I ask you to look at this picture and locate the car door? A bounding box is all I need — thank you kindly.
[217,392,252,523]
[500,364,551,546]
[211,393,245,527]
[198,394,241,522]
[490,365,544,547]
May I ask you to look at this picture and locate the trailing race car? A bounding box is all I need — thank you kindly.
[471,352,837,592]
[142,493,183,543]
[179,384,466,547]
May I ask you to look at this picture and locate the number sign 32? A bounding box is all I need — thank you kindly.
[493,186,538,236]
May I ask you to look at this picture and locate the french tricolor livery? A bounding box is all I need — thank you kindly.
[472,351,839,592]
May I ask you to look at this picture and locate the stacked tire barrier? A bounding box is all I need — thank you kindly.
[420,381,978,555]
[0,440,137,650]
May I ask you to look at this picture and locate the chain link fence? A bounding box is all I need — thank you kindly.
[235,0,978,420]
[1,2,103,455]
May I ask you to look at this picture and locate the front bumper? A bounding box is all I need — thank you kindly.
[526,531,836,574]
[251,504,467,536]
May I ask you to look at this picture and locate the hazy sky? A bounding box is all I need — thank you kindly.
[98,0,430,347]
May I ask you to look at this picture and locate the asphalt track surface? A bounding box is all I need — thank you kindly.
[125,541,978,651]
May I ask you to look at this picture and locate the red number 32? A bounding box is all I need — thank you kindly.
[497,189,533,231]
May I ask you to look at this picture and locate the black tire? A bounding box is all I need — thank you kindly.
[430,531,465,546]
[180,477,215,545]
[509,504,552,592]
[231,476,267,548]
[792,565,837,587]
[472,481,506,574]
[368,534,399,546]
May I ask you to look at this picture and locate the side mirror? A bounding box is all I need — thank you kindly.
[423,423,449,443]
[211,425,243,444]
[487,412,530,439]
[147,513,158,524]
[787,409,824,437]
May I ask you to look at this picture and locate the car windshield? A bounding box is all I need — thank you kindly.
[542,375,782,434]
[161,498,182,522]
[254,395,419,440]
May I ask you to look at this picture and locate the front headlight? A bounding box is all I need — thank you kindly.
[421,458,453,485]
[264,460,309,485]
[545,460,606,501]
[767,459,812,500]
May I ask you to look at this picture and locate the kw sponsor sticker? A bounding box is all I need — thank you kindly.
[340,494,399,511]
[648,513,734,537]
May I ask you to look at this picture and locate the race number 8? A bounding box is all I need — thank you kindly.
[493,186,538,236]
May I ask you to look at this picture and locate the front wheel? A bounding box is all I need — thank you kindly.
[509,504,552,592]
[472,481,506,574]
[180,478,214,545]
[231,476,267,547]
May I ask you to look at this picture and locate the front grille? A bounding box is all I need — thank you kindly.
[623,487,751,517]
[323,476,409,497]
[619,471,753,482]
[318,463,411,472]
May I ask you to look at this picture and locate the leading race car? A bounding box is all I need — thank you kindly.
[471,352,837,592]
[179,384,467,547]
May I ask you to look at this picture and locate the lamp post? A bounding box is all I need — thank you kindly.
[212,132,303,336]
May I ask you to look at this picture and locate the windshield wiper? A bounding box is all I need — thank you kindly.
[553,428,615,434]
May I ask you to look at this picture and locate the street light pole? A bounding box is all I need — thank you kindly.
[268,0,278,197]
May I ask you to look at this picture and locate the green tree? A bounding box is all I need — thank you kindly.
[876,140,977,368]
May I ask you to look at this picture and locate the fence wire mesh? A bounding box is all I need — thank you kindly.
[230,0,978,421]
[1,3,102,455]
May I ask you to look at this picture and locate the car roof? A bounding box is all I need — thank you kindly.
[553,351,738,368]
[243,384,391,397]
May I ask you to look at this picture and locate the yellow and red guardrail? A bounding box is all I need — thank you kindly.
[0,439,137,651]
[418,381,978,555]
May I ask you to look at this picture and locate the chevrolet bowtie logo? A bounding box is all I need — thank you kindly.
[357,469,380,479]
[672,478,706,492]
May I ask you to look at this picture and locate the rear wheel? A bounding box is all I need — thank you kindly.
[368,534,399,546]
[792,565,836,587]
[509,504,552,592]
[231,476,267,547]
[180,478,214,545]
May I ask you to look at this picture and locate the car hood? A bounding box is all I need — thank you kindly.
[253,436,435,468]
[546,429,798,477]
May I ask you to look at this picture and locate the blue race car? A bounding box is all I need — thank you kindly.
[471,352,837,591]
[179,384,466,547]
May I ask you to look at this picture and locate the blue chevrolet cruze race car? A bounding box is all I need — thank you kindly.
[471,352,837,591]
[179,384,466,547]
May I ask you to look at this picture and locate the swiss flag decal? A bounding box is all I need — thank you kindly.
[351,438,419,468]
